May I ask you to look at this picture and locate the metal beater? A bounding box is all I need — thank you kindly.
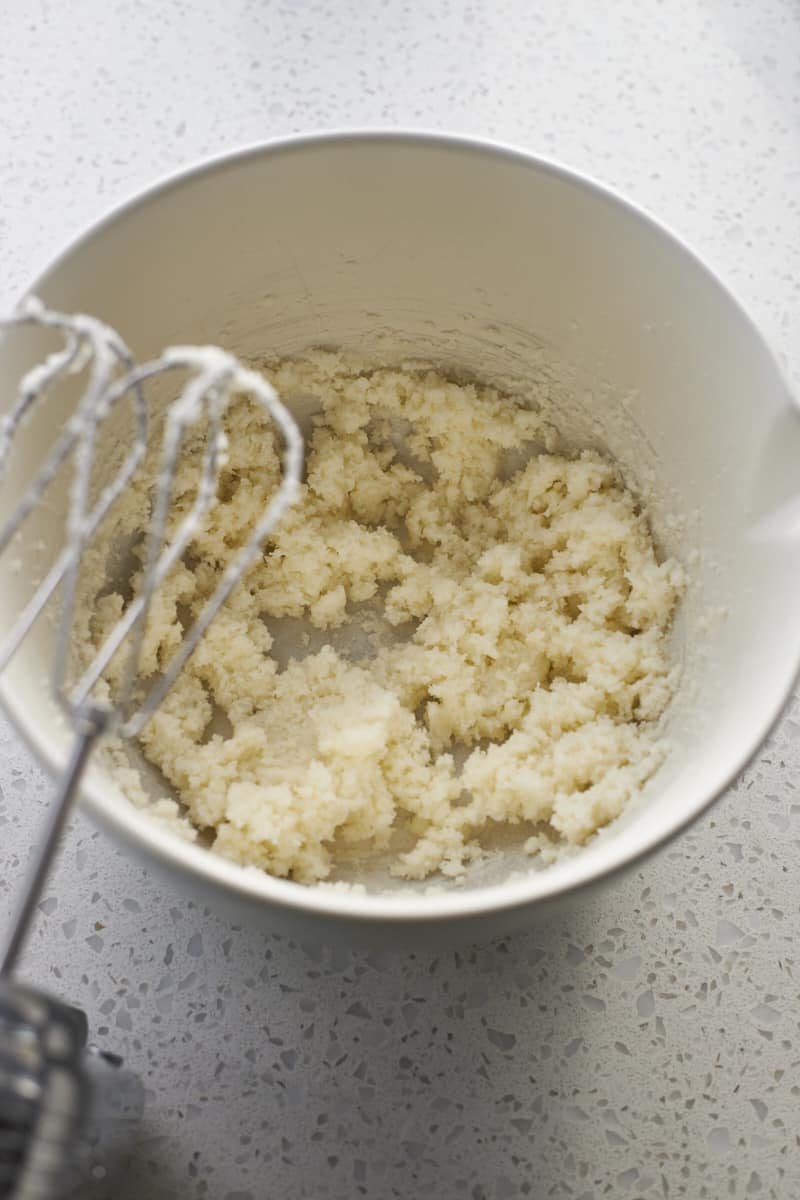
[0,299,302,1198]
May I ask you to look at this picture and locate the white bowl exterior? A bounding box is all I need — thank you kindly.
[1,132,799,943]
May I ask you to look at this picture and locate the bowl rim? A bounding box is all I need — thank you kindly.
[2,126,799,925]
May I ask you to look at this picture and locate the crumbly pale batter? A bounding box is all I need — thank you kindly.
[86,353,684,883]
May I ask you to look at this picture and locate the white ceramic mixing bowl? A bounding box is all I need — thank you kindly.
[1,132,798,945]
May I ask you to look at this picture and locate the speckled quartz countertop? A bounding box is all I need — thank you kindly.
[1,2,799,1197]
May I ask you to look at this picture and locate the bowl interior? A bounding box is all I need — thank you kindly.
[1,134,799,916]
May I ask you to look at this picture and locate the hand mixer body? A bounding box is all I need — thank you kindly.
[0,980,143,1200]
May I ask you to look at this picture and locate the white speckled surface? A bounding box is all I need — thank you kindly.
[1,1,800,1196]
